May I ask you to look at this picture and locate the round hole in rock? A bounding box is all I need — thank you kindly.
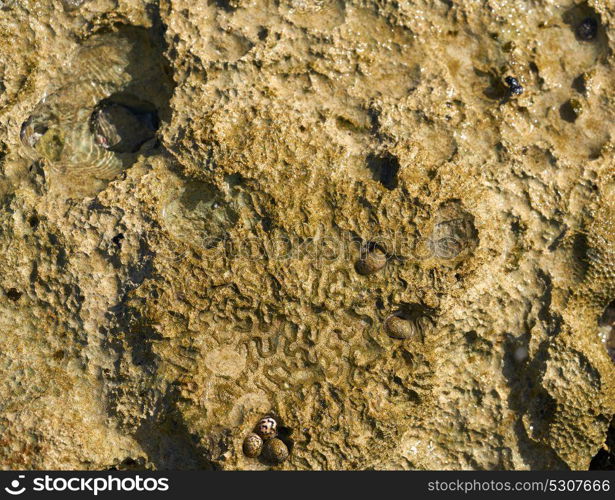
[6,288,22,301]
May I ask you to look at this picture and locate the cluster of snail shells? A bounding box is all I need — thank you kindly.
[242,416,289,464]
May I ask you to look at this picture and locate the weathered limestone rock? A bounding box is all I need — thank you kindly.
[0,0,613,470]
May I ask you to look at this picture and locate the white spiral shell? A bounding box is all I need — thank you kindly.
[255,416,278,440]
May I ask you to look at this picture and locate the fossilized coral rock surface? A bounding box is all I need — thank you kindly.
[0,0,614,470]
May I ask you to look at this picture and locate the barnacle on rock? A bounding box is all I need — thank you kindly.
[19,27,172,183]
[20,112,57,149]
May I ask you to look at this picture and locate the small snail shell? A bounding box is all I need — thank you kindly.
[384,312,419,340]
[355,246,387,275]
[262,438,289,464]
[255,416,278,440]
[242,433,263,458]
